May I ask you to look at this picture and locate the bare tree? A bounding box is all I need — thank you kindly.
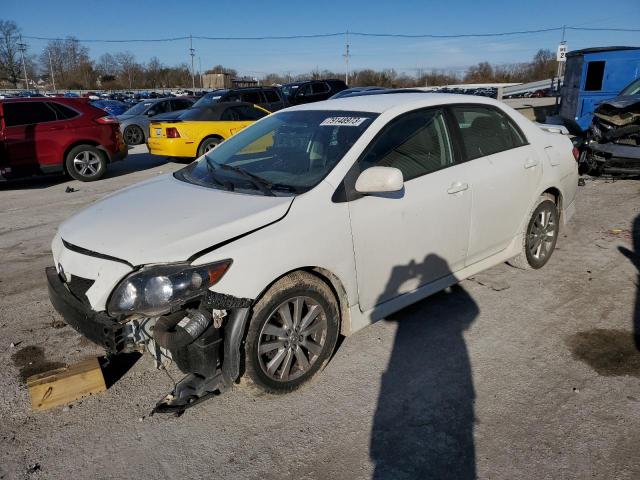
[41,37,94,89]
[0,20,22,87]
[114,51,137,89]
[145,56,163,88]
[97,53,119,77]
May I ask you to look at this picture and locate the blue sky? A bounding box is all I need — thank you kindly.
[4,0,640,76]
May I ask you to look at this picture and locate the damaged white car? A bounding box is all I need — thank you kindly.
[47,93,578,411]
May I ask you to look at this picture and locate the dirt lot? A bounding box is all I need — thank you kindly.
[1,146,639,480]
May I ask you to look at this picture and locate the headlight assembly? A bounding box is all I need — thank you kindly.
[108,259,232,316]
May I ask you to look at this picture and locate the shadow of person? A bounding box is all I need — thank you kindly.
[370,254,479,479]
[619,213,640,349]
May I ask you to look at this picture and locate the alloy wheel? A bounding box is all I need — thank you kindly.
[257,296,328,382]
[73,151,102,177]
[204,141,218,153]
[527,205,556,261]
[125,126,143,145]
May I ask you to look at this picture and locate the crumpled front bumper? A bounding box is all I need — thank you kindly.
[46,266,127,353]
[589,142,640,175]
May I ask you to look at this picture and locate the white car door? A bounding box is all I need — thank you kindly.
[449,105,543,266]
[347,108,472,312]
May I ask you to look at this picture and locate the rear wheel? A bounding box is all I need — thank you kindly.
[123,125,144,146]
[65,145,107,182]
[242,271,339,394]
[197,137,222,157]
[508,195,559,270]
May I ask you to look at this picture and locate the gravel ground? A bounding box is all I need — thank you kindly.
[1,146,639,480]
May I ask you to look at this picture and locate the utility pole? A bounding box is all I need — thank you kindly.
[189,35,196,92]
[555,24,567,107]
[48,49,56,91]
[17,34,29,90]
[343,30,350,85]
[198,56,203,90]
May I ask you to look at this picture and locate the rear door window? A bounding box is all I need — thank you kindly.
[263,90,280,103]
[3,102,58,127]
[171,99,192,111]
[49,102,79,120]
[240,91,263,104]
[312,82,330,95]
[584,61,605,91]
[153,101,171,114]
[450,106,527,160]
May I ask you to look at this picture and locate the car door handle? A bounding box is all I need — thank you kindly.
[524,158,538,169]
[447,182,469,194]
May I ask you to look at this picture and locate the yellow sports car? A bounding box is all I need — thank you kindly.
[147,102,270,158]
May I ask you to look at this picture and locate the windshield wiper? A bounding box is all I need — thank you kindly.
[216,163,276,197]
[203,156,234,191]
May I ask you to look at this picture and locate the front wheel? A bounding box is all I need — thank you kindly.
[242,271,340,394]
[509,195,559,270]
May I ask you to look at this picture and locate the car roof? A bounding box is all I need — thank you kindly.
[566,46,640,57]
[0,96,90,104]
[282,79,344,87]
[283,92,503,114]
[144,97,175,102]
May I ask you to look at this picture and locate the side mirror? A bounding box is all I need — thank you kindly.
[146,109,156,116]
[355,166,404,194]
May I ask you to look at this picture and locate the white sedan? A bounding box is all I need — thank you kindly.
[47,93,578,407]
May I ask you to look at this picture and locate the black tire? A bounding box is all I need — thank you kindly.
[242,271,340,394]
[508,194,559,270]
[123,125,144,146]
[65,145,107,182]
[197,136,222,157]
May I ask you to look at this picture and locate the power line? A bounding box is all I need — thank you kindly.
[20,26,640,44]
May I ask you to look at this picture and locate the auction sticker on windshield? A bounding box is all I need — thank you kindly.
[320,117,369,127]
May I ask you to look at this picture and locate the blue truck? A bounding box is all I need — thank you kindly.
[560,46,640,132]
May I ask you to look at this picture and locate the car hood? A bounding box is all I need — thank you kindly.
[58,174,293,266]
[596,95,640,112]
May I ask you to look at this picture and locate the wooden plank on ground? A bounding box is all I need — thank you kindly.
[27,357,106,411]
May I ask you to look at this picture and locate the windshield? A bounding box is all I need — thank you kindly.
[176,110,378,195]
[620,77,640,96]
[123,101,153,115]
[194,90,228,107]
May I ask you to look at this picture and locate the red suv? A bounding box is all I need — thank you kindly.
[0,97,127,182]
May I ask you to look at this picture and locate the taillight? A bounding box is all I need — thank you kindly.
[95,115,118,124]
[572,147,580,161]
[166,127,180,138]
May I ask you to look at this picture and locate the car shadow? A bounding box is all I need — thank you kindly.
[370,254,479,479]
[0,149,173,191]
[103,149,172,179]
[619,213,640,349]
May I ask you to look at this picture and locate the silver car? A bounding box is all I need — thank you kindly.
[117,97,194,146]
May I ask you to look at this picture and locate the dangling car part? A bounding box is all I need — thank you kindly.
[579,78,640,176]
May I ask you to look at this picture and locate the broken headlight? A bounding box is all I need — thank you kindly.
[108,260,232,317]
